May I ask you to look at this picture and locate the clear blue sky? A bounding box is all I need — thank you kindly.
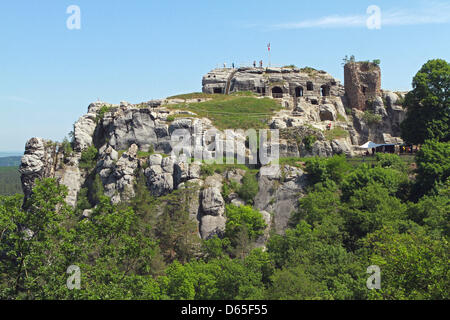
[1,0,449,152]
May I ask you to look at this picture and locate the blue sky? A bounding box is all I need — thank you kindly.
[1,0,449,152]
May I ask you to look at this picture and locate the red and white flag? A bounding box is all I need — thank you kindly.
[267,43,270,51]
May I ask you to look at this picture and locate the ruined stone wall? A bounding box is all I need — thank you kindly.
[344,62,381,110]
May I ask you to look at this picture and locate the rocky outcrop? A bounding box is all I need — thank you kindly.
[19,60,410,245]
[99,144,139,204]
[255,165,307,234]
[19,138,58,199]
[319,104,337,121]
[144,154,174,197]
[74,113,97,151]
[203,67,344,98]
[200,174,226,239]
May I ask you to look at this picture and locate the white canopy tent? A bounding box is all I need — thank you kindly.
[358,141,380,149]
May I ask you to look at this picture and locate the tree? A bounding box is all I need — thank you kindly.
[237,171,259,204]
[407,181,450,238]
[225,204,266,245]
[413,140,450,198]
[363,226,449,300]
[154,188,201,264]
[305,155,351,186]
[0,179,73,299]
[401,59,450,144]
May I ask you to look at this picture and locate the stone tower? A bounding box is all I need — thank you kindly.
[344,62,381,110]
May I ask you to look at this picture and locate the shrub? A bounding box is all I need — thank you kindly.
[60,137,73,158]
[305,155,350,186]
[237,171,259,204]
[375,153,407,172]
[362,111,382,125]
[79,145,98,170]
[96,105,112,123]
[225,204,267,241]
[302,135,317,152]
[341,165,408,201]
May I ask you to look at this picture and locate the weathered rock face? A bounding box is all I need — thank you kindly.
[99,144,139,204]
[351,94,406,145]
[203,67,344,99]
[319,104,337,121]
[20,137,84,207]
[202,68,235,94]
[74,113,97,151]
[254,165,307,234]
[19,138,58,199]
[199,174,226,239]
[344,62,381,110]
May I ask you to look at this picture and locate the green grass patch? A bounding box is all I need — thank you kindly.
[324,127,349,141]
[200,161,249,178]
[167,96,282,130]
[277,157,310,168]
[229,91,257,97]
[336,113,347,122]
[166,92,220,100]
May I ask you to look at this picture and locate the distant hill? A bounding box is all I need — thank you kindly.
[0,156,22,167]
[0,166,22,195]
[0,152,23,157]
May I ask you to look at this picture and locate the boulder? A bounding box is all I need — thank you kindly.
[189,161,201,179]
[201,187,225,216]
[74,113,97,151]
[174,156,189,187]
[200,215,226,240]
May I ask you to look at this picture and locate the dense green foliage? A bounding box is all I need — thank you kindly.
[0,167,22,195]
[1,148,448,300]
[401,59,450,144]
[236,171,259,204]
[79,145,98,170]
[413,140,450,198]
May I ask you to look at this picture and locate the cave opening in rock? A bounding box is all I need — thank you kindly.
[295,86,304,97]
[321,85,330,97]
[307,82,314,91]
[272,86,283,98]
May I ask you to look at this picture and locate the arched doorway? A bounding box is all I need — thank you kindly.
[320,85,330,97]
[306,82,314,91]
[272,86,283,98]
[295,86,304,97]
